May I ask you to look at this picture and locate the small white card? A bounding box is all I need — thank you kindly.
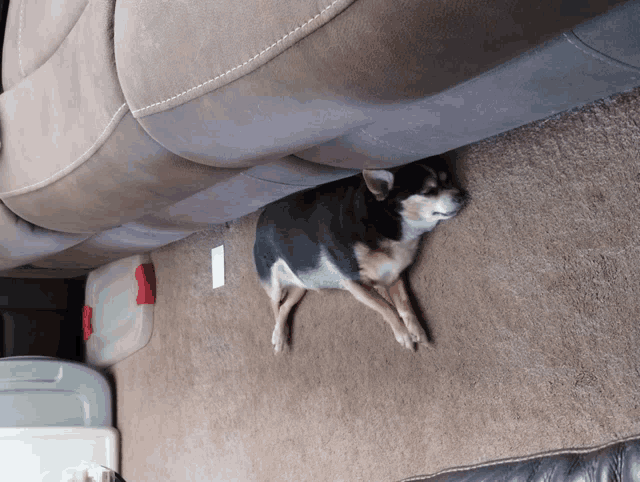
[211,245,225,289]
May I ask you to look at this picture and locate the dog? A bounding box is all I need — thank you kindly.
[253,159,467,353]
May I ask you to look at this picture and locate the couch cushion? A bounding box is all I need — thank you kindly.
[114,0,354,119]
[0,0,247,233]
[0,201,88,271]
[114,0,626,169]
[28,222,197,270]
[2,0,88,91]
[296,22,640,168]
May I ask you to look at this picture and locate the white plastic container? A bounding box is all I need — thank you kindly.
[0,426,119,482]
[0,357,119,481]
[85,254,156,367]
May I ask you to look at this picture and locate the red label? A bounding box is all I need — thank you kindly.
[135,263,156,305]
[82,306,93,341]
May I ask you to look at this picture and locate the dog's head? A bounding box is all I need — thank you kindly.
[363,162,467,233]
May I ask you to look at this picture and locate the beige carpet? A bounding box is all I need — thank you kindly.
[110,87,640,482]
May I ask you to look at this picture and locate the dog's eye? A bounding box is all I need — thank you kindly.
[422,178,437,195]
[423,187,437,196]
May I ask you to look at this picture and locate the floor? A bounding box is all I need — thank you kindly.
[111,86,640,482]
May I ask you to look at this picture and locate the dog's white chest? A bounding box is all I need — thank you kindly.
[353,239,419,286]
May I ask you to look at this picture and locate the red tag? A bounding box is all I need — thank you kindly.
[135,263,156,305]
[82,306,93,341]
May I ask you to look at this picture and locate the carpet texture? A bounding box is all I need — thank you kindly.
[111,86,640,482]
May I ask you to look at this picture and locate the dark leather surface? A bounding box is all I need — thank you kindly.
[401,436,640,482]
[0,0,8,93]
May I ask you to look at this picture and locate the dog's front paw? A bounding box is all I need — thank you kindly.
[407,321,428,345]
[394,329,416,351]
[399,312,428,345]
[272,327,287,354]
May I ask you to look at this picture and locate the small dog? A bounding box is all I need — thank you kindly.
[253,159,466,353]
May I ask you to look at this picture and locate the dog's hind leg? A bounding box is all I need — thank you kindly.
[270,285,306,353]
[388,276,428,345]
[340,279,415,350]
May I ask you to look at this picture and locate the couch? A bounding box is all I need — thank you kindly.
[0,0,639,279]
[401,436,640,482]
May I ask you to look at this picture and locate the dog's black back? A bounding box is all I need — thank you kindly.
[255,175,375,285]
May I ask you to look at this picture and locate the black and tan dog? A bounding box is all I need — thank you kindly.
[253,160,466,353]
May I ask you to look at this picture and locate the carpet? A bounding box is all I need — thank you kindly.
[111,86,640,481]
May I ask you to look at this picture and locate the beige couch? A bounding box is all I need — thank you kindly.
[1,0,639,278]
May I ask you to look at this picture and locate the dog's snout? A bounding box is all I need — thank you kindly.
[454,190,469,207]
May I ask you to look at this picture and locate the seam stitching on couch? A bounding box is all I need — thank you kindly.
[563,32,640,73]
[399,434,640,482]
[131,0,343,116]
[0,103,129,198]
[18,0,25,77]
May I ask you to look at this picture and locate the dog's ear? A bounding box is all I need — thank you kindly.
[363,169,394,201]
